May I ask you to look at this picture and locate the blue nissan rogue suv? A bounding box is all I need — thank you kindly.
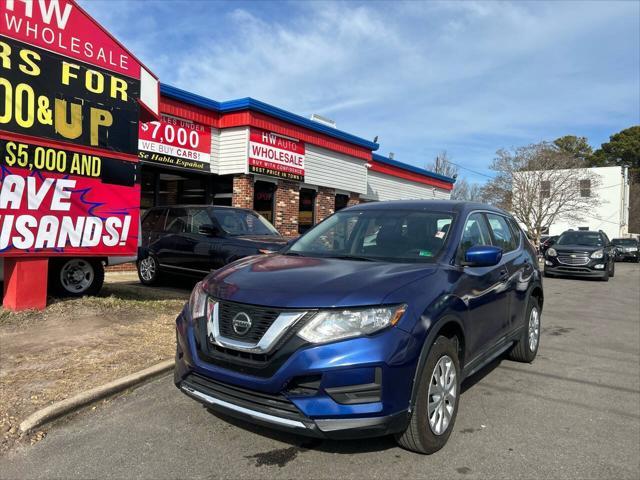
[175,200,543,454]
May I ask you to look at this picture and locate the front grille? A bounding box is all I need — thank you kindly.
[217,301,281,343]
[558,254,590,266]
[182,372,307,422]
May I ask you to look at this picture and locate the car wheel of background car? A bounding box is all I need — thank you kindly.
[49,258,105,297]
[396,335,460,455]
[137,255,162,286]
[508,297,541,363]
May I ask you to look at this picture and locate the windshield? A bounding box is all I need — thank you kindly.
[287,209,454,262]
[556,231,603,247]
[612,239,637,246]
[212,209,280,236]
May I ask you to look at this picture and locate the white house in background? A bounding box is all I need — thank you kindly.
[538,166,630,239]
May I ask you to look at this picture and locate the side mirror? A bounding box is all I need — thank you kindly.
[199,224,221,237]
[463,245,503,267]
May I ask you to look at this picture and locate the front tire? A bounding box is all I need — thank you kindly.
[609,261,615,278]
[508,297,541,363]
[49,258,105,297]
[396,336,460,455]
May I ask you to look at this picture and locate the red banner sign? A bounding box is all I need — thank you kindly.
[138,115,212,172]
[0,138,138,256]
[249,128,305,181]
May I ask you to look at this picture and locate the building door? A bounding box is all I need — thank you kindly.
[299,188,316,234]
[254,181,275,222]
[335,193,349,211]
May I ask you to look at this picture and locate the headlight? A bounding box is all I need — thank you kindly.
[297,305,407,344]
[590,249,604,259]
[546,248,557,257]
[188,281,209,319]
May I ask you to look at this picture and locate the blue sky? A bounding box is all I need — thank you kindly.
[80,0,639,183]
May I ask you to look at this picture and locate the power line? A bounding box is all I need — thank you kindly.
[445,161,496,180]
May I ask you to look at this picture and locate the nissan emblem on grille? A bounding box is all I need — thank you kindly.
[232,312,253,336]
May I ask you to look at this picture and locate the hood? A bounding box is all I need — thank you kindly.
[227,235,289,249]
[202,254,437,309]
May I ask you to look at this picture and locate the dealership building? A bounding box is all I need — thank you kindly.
[138,84,455,237]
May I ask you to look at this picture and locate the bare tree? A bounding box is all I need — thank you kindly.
[451,178,485,202]
[482,142,602,245]
[426,151,458,179]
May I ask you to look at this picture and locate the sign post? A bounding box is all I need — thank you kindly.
[0,0,158,310]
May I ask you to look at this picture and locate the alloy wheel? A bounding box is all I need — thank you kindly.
[427,355,457,436]
[139,257,156,282]
[528,307,540,352]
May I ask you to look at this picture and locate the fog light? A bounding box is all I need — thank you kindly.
[594,264,604,269]
[545,260,553,266]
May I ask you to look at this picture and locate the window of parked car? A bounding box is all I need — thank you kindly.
[459,213,493,258]
[141,208,167,232]
[212,209,279,236]
[288,209,454,262]
[556,231,604,247]
[612,238,638,246]
[486,214,518,252]
[165,208,189,234]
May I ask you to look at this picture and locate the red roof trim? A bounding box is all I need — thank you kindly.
[159,98,219,126]
[370,161,454,191]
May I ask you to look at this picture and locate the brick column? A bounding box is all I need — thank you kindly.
[232,175,254,209]
[347,192,360,207]
[274,180,299,237]
[315,187,335,223]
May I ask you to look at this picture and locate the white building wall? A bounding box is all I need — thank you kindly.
[541,166,628,239]
[364,170,451,201]
[304,144,368,194]
[215,127,249,175]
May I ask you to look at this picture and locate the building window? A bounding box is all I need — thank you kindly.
[579,179,591,197]
[299,188,316,234]
[335,194,349,211]
[254,181,275,223]
[540,180,551,198]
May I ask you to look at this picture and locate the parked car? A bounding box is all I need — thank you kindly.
[611,238,640,263]
[539,235,558,256]
[544,230,615,280]
[137,205,287,285]
[0,256,134,297]
[174,200,543,454]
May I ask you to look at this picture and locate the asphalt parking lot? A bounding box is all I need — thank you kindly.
[1,263,639,480]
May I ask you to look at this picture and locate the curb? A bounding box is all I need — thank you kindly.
[20,359,175,433]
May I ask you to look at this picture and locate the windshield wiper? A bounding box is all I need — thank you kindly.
[324,254,376,262]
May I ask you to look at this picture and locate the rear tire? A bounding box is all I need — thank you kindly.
[137,254,162,286]
[396,336,460,455]
[49,258,105,297]
[508,297,541,363]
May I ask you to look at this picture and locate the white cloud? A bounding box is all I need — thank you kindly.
[80,0,639,181]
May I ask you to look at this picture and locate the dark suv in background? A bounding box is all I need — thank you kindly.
[137,206,287,285]
[544,230,616,281]
[611,238,639,262]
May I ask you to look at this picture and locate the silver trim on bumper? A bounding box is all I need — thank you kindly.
[181,385,307,429]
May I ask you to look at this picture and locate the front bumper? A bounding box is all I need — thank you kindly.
[174,306,417,439]
[544,263,607,278]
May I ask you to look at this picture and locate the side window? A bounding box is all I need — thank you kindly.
[165,208,189,234]
[507,217,522,248]
[141,209,166,232]
[189,208,212,234]
[460,213,492,256]
[486,214,517,252]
